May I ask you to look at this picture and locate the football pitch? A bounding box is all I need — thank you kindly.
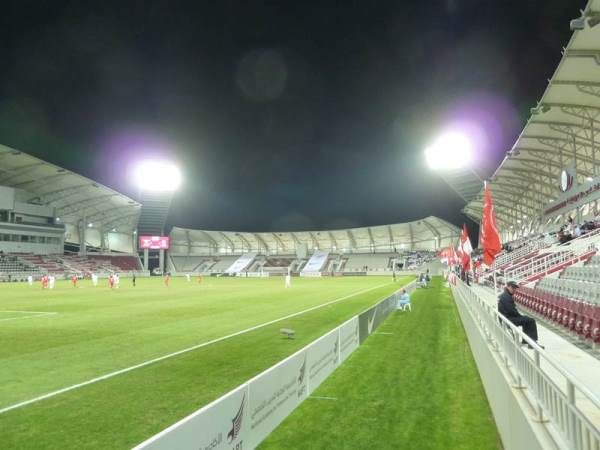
[0,275,410,449]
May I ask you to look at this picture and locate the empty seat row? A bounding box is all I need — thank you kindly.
[561,266,600,283]
[514,286,600,345]
[587,255,600,267]
[537,277,600,304]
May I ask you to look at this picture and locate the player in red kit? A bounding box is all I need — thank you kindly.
[164,272,170,287]
[71,275,78,287]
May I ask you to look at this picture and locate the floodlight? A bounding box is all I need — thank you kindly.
[425,131,473,170]
[587,177,594,182]
[570,15,586,31]
[88,223,93,228]
[134,161,181,192]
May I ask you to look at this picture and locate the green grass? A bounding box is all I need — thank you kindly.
[0,275,410,449]
[260,277,501,450]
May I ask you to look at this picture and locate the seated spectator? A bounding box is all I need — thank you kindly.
[397,288,411,311]
[498,281,544,349]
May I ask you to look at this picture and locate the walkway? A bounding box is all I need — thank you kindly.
[470,283,600,427]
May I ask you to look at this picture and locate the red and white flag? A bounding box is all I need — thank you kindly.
[480,182,502,266]
[438,246,457,265]
[460,224,472,270]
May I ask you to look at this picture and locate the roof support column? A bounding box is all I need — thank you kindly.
[592,119,597,177]
[366,228,375,253]
[79,217,86,256]
[186,229,191,256]
[572,134,578,177]
[100,226,106,253]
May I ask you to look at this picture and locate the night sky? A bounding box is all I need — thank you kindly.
[0,1,586,233]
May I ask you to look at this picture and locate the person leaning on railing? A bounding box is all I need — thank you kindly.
[498,281,544,349]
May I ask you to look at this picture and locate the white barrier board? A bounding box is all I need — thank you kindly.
[339,316,359,364]
[307,329,339,393]
[247,350,308,449]
[133,384,249,450]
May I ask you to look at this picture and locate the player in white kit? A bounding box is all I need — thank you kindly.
[48,275,55,289]
[186,273,191,282]
[114,273,120,288]
[285,271,291,288]
[91,273,98,286]
[27,275,33,286]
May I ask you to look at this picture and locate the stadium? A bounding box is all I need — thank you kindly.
[1,1,600,449]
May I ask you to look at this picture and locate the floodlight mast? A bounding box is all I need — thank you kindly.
[133,160,181,275]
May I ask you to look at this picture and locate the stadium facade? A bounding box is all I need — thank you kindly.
[0,144,141,255]
[0,144,458,279]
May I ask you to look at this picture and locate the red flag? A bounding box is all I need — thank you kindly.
[480,182,502,266]
[460,224,472,270]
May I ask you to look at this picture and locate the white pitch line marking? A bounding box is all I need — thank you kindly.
[0,281,394,415]
[308,396,338,401]
[0,312,58,323]
[374,332,393,335]
[0,310,58,314]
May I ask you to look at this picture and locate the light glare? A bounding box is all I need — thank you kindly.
[425,131,473,170]
[134,161,181,192]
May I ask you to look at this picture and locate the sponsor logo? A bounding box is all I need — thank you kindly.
[298,355,306,386]
[297,355,307,398]
[332,339,339,365]
[201,433,223,450]
[367,309,377,334]
[227,394,245,443]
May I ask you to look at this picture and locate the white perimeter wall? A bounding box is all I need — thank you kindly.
[451,285,560,450]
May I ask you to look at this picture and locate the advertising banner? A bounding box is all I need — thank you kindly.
[133,384,249,450]
[307,329,339,393]
[226,252,257,274]
[339,316,360,364]
[301,250,329,273]
[246,350,308,449]
[543,175,600,220]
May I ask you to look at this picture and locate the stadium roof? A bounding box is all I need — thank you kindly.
[170,216,460,254]
[463,0,600,232]
[0,144,141,231]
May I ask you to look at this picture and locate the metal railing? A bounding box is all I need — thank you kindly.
[493,237,549,270]
[504,250,577,284]
[453,279,600,450]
